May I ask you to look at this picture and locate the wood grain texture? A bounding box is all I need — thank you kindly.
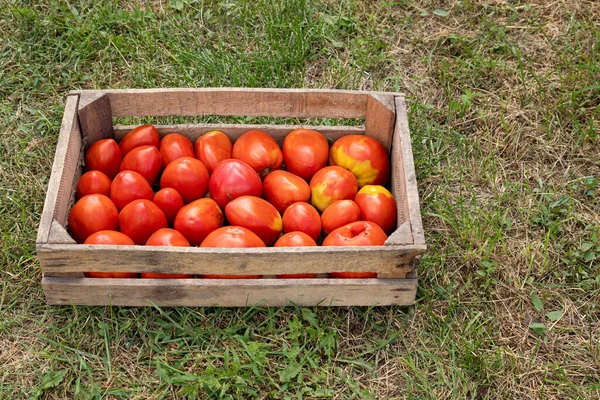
[365,93,396,151]
[78,92,115,147]
[42,277,418,307]
[395,96,426,245]
[385,95,413,245]
[114,124,365,145]
[72,88,374,118]
[36,95,81,245]
[37,244,426,276]
[48,220,76,244]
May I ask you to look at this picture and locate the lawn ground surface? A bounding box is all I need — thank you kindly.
[1,0,599,398]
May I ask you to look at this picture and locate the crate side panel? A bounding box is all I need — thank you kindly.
[43,277,418,307]
[78,92,115,147]
[364,93,395,152]
[37,244,427,276]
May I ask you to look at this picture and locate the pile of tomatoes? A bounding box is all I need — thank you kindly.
[69,124,397,279]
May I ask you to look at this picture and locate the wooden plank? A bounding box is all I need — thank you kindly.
[48,220,76,244]
[385,95,413,246]
[72,88,374,119]
[36,95,81,245]
[78,92,115,147]
[114,124,364,145]
[42,277,418,307]
[395,96,426,245]
[37,244,427,276]
[365,93,396,151]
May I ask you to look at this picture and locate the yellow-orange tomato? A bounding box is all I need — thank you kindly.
[354,185,397,234]
[309,166,358,212]
[329,135,390,188]
[263,170,311,214]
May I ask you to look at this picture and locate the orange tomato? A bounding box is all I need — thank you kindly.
[282,129,329,181]
[282,202,321,243]
[321,200,361,236]
[195,130,232,174]
[329,135,390,187]
[159,133,195,167]
[232,130,283,178]
[309,166,358,212]
[225,196,282,246]
[262,170,310,214]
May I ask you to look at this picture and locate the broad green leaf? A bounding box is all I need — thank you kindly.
[529,322,548,335]
[279,360,302,383]
[433,9,449,17]
[546,310,564,322]
[531,293,543,312]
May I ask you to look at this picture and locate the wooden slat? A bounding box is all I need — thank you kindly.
[37,244,426,276]
[395,96,425,245]
[78,92,115,147]
[385,95,413,246]
[71,88,373,119]
[365,93,396,151]
[42,277,418,307]
[114,124,365,145]
[36,95,81,245]
[48,220,76,244]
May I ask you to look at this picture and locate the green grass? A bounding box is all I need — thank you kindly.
[1,0,599,398]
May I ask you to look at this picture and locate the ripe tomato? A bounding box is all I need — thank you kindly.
[354,185,397,234]
[282,128,329,181]
[160,157,209,204]
[119,124,160,156]
[68,194,119,243]
[195,130,232,174]
[321,200,361,236]
[119,145,163,186]
[159,133,195,167]
[85,139,122,179]
[83,231,139,278]
[274,232,317,278]
[119,199,168,245]
[173,198,224,246]
[262,170,310,214]
[110,170,154,211]
[282,202,321,242]
[76,170,111,199]
[309,166,358,212]
[143,228,192,278]
[323,221,387,278]
[200,226,265,279]
[153,188,184,226]
[329,135,390,187]
[209,159,263,210]
[225,196,282,246]
[232,130,283,178]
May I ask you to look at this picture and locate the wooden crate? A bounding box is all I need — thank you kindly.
[36,88,426,307]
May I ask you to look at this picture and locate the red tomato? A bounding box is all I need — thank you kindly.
[262,170,310,213]
[282,202,321,242]
[232,130,283,178]
[76,170,111,199]
[67,194,119,243]
[282,129,329,181]
[85,139,122,179]
[274,232,318,278]
[225,196,282,246]
[354,185,397,234]
[173,198,224,246]
[119,199,168,245]
[195,130,232,174]
[321,200,361,236]
[200,226,265,279]
[153,188,184,226]
[310,166,358,212]
[208,159,263,210]
[160,157,209,204]
[110,170,154,211]
[119,124,160,156]
[159,133,195,167]
[329,135,390,187]
[119,145,163,186]
[143,228,192,278]
[323,221,387,278]
[83,231,139,278]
